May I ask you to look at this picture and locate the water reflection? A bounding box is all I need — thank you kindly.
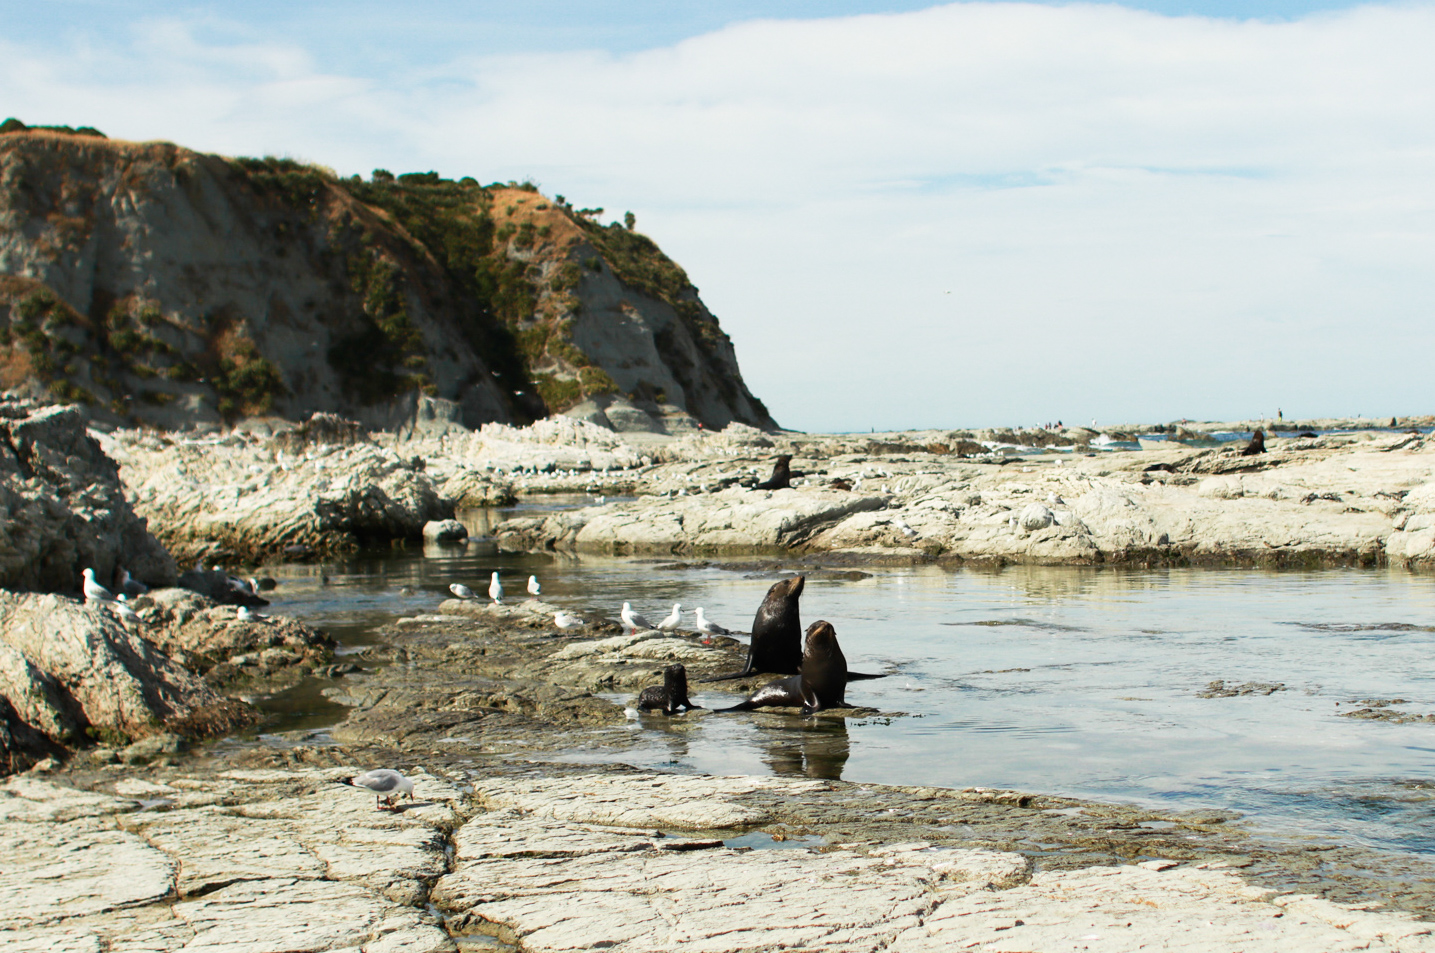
[761,717,850,780]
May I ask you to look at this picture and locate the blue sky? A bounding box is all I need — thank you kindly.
[4,1,1433,431]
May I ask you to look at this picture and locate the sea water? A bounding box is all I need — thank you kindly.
[256,507,1435,858]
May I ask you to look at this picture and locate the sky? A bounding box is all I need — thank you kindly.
[3,1,1433,431]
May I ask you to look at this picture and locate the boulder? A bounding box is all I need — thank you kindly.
[0,591,250,773]
[104,430,455,563]
[422,519,468,543]
[0,401,175,594]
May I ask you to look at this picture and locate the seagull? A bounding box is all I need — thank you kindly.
[111,597,142,625]
[527,575,541,597]
[82,568,115,602]
[621,602,653,633]
[657,603,682,631]
[894,518,919,539]
[339,769,415,810]
[489,572,503,604]
[554,611,583,629]
[694,608,731,637]
[237,606,267,622]
[449,583,475,599]
[118,568,147,596]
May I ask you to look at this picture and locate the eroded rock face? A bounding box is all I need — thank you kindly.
[0,591,249,772]
[0,401,175,594]
[102,429,453,563]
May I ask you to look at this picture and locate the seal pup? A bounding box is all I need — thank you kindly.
[753,455,793,490]
[637,663,703,715]
[340,769,414,810]
[715,621,849,714]
[1240,429,1265,456]
[702,576,886,683]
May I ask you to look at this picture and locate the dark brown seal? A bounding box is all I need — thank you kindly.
[753,455,793,490]
[702,575,886,683]
[1240,429,1265,456]
[637,663,701,715]
[715,621,849,714]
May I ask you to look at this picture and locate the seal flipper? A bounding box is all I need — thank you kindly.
[845,671,888,681]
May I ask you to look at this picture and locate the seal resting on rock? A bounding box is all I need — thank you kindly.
[1240,429,1265,456]
[702,576,886,683]
[715,621,850,714]
[637,664,702,715]
[753,455,793,490]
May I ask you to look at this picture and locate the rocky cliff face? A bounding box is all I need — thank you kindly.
[0,124,777,433]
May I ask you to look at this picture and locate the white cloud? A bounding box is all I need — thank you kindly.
[3,3,1434,429]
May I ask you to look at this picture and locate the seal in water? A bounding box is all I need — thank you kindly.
[637,663,702,715]
[753,454,793,490]
[701,576,886,682]
[715,621,849,714]
[1240,428,1265,456]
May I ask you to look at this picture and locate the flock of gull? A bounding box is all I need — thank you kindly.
[445,571,732,637]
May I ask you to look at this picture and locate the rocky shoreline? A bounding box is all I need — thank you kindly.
[6,401,1435,950]
[9,595,1435,952]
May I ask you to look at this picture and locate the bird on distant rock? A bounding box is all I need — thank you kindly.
[489,572,504,604]
[237,606,267,622]
[82,568,115,603]
[449,583,475,599]
[694,607,731,638]
[527,575,541,597]
[621,602,654,633]
[111,596,142,625]
[657,603,682,631]
[339,768,414,810]
[118,568,147,597]
[554,611,583,629]
[893,518,918,539]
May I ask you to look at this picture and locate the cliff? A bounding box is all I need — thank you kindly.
[0,122,777,433]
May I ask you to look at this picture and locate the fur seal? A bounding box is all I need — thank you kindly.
[637,663,701,715]
[701,575,886,683]
[753,455,793,490]
[1240,428,1265,456]
[715,621,849,714]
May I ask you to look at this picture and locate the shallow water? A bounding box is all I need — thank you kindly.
[251,505,1435,857]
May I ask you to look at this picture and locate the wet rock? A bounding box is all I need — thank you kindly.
[1198,680,1286,698]
[119,732,185,765]
[422,518,468,543]
[0,400,175,594]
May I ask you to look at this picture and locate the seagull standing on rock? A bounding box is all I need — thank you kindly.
[657,604,682,631]
[527,575,541,597]
[449,583,475,599]
[554,611,583,629]
[339,769,414,811]
[621,602,653,633]
[82,568,115,603]
[119,568,147,597]
[694,608,731,637]
[489,572,504,604]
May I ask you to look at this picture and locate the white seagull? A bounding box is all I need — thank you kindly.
[694,607,731,637]
[657,603,682,631]
[82,568,115,602]
[527,575,541,597]
[237,606,267,622]
[449,583,475,599]
[621,602,653,633]
[554,611,583,629]
[111,596,142,625]
[489,572,503,604]
[340,769,415,810]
